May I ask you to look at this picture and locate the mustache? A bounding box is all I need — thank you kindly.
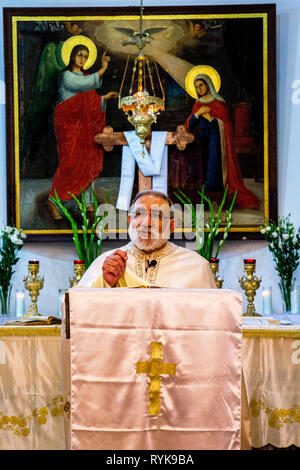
[137,229,153,234]
[129,225,160,240]
[137,228,160,236]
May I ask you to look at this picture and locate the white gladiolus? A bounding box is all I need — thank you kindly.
[272,232,278,238]
[1,225,25,309]
[10,234,23,245]
[282,234,289,241]
[266,226,271,231]
[270,242,274,249]
[260,228,266,234]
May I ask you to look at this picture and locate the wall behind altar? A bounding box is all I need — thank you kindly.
[0,0,300,317]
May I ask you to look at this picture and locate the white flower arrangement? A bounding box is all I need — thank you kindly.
[0,226,26,314]
[2,226,26,244]
[260,215,300,311]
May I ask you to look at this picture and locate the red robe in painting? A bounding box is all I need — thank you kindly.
[50,89,106,201]
[185,99,260,211]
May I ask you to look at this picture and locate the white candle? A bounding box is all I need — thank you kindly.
[15,291,25,318]
[57,289,65,318]
[291,286,300,314]
[262,287,272,315]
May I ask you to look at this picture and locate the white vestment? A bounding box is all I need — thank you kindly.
[116,131,168,211]
[77,241,216,289]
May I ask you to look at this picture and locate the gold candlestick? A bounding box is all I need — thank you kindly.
[23,261,44,317]
[69,260,85,287]
[209,258,223,289]
[239,259,262,316]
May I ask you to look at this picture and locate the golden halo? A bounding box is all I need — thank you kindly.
[61,35,97,70]
[185,65,221,99]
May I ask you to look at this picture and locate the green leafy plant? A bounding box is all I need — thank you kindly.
[260,215,300,311]
[174,185,237,260]
[50,189,109,269]
[0,226,26,315]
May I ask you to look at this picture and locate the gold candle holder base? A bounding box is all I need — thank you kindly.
[23,261,44,317]
[69,260,86,287]
[209,258,223,289]
[239,259,262,317]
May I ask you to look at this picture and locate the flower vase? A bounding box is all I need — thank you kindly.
[0,286,12,316]
[279,279,293,313]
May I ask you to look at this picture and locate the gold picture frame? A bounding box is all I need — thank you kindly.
[4,4,277,241]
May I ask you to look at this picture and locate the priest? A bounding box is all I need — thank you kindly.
[77,190,216,289]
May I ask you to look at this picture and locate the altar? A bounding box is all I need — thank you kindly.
[65,288,243,451]
[0,298,300,450]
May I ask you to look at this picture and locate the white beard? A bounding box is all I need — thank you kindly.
[128,222,169,253]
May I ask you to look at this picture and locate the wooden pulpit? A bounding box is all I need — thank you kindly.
[62,288,244,450]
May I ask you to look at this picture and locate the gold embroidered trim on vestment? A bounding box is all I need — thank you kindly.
[127,242,177,286]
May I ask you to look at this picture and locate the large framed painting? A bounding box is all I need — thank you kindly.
[4,4,277,241]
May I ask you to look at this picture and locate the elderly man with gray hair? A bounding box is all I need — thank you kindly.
[77,190,216,289]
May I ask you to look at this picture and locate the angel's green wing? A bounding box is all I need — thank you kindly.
[20,41,65,168]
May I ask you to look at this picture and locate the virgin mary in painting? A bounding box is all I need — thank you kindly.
[184,66,260,211]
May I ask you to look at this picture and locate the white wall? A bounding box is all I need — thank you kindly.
[1,0,300,316]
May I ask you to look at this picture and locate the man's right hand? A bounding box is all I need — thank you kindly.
[102,249,128,287]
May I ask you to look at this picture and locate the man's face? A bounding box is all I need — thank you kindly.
[128,194,176,252]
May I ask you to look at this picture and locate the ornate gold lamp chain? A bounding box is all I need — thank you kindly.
[129,58,137,96]
[139,0,144,35]
[118,54,130,108]
[138,58,143,92]
[153,55,165,103]
[143,58,146,91]
[118,0,165,147]
[146,58,156,97]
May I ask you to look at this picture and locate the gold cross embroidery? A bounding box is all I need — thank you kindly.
[136,342,176,415]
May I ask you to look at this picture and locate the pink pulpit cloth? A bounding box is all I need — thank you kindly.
[67,288,242,450]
